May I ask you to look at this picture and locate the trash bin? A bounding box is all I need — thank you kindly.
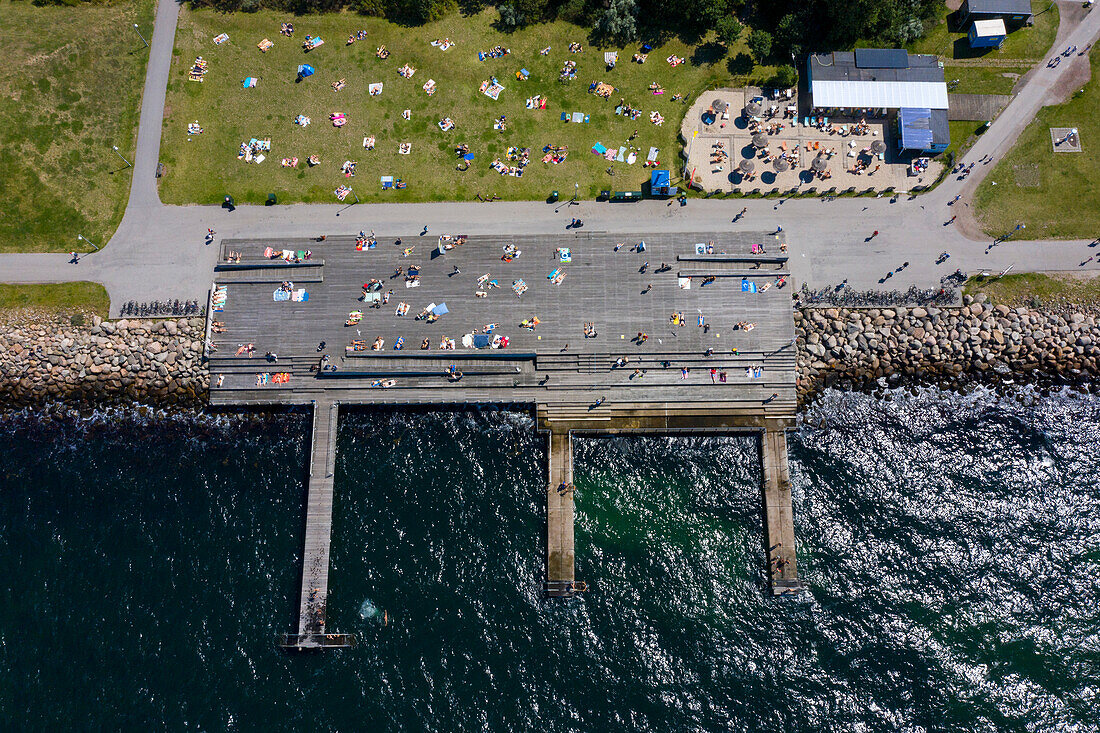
[266,193,277,206]
[548,190,559,203]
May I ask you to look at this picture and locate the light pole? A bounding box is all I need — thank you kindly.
[133,23,149,48]
[77,234,101,252]
[352,190,360,204]
[112,145,132,168]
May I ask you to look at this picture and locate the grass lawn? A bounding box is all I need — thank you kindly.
[907,0,1058,60]
[0,282,110,317]
[944,63,1029,95]
[973,51,1100,238]
[964,271,1100,307]
[0,0,154,253]
[159,8,772,204]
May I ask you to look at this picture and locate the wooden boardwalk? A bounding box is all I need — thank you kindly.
[762,423,803,596]
[282,397,354,649]
[546,431,577,597]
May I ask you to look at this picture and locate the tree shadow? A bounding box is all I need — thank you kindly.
[691,42,726,67]
[727,53,753,76]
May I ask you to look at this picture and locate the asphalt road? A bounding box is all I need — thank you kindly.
[3,0,1100,316]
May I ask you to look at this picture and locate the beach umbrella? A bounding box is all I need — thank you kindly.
[738,158,755,174]
[811,156,828,172]
[463,153,475,161]
[773,157,790,172]
[752,133,768,148]
[871,139,887,155]
[297,64,315,77]
[712,98,727,113]
[744,101,762,117]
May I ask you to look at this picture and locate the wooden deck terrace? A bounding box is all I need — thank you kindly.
[209,232,805,645]
[207,230,797,418]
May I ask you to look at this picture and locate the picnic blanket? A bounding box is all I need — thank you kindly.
[741,279,758,293]
[647,147,660,163]
[213,33,229,45]
[242,77,258,88]
[484,82,505,100]
[291,289,309,302]
[257,38,273,52]
[591,142,607,155]
[572,112,589,123]
[273,289,291,301]
[368,82,383,96]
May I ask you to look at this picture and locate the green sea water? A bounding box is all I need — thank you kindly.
[2,387,1098,731]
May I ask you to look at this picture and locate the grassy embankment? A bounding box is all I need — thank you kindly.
[965,272,1100,307]
[0,282,110,317]
[973,49,1100,238]
[0,0,154,253]
[159,8,778,204]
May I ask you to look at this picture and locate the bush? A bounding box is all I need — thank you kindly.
[769,64,797,88]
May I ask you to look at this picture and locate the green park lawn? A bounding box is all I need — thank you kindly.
[0,0,154,253]
[0,282,110,317]
[159,8,775,205]
[907,0,1058,60]
[973,51,1100,238]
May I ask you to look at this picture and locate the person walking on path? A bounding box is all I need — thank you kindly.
[450,265,461,276]
[421,225,429,236]
[947,215,957,225]
[870,230,879,239]
[69,251,80,264]
[774,225,783,234]
[950,195,961,205]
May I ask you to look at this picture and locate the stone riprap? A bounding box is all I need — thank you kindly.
[3,296,1100,407]
[795,294,1100,399]
[0,314,208,406]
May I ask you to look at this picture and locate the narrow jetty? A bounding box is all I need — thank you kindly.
[281,398,355,649]
[762,423,803,596]
[545,430,578,597]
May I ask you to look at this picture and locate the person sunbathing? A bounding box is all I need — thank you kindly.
[371,337,384,350]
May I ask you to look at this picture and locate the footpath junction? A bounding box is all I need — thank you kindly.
[205,230,803,649]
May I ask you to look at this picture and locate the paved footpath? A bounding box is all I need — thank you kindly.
[4,0,1100,316]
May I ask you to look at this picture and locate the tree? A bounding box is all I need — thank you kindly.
[747,29,772,62]
[715,15,743,50]
[496,2,523,29]
[599,0,638,43]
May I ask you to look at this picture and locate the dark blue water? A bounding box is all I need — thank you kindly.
[2,388,1098,731]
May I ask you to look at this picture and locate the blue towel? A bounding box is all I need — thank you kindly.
[561,112,568,121]
[741,279,757,293]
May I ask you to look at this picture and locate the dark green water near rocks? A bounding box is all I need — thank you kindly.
[2,387,1098,731]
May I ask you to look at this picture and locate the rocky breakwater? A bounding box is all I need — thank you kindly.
[795,295,1100,399]
[0,314,208,406]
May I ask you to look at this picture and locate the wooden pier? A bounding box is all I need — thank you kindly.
[545,430,578,597]
[762,423,803,596]
[205,231,805,640]
[281,397,355,650]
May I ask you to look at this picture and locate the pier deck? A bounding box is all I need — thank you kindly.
[208,230,802,635]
